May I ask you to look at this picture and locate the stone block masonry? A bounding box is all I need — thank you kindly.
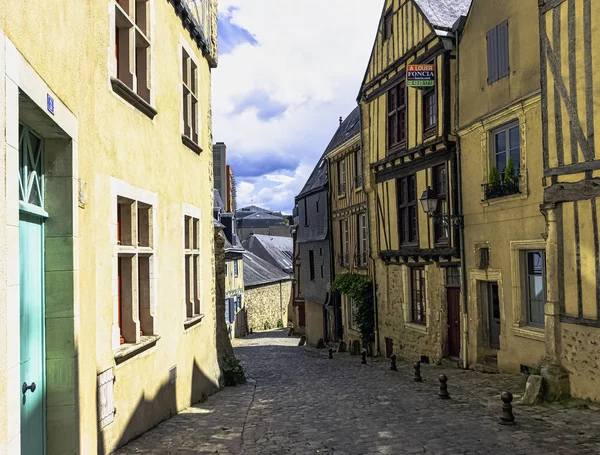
[245,281,292,332]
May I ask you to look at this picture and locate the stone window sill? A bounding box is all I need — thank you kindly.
[404,322,428,334]
[110,77,157,120]
[182,134,203,155]
[481,189,528,207]
[114,335,160,365]
[511,326,545,342]
[184,314,205,330]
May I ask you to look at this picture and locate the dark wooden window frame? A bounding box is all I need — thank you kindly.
[113,0,153,114]
[397,174,418,246]
[411,267,426,325]
[354,149,363,190]
[422,86,437,138]
[432,163,449,245]
[387,82,407,155]
[338,158,347,197]
[383,10,393,41]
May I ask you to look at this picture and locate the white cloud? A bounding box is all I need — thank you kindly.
[213,0,383,212]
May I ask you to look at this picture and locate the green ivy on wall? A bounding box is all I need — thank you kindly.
[331,274,374,342]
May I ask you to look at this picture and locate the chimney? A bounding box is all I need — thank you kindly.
[339,116,343,126]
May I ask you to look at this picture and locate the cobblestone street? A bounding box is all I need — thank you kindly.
[116,330,600,454]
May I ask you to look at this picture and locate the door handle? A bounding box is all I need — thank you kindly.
[22,382,36,395]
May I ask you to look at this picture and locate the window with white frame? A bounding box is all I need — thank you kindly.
[182,47,200,148]
[114,0,151,103]
[117,197,155,344]
[493,122,520,176]
[234,259,239,278]
[525,251,545,328]
[184,215,201,319]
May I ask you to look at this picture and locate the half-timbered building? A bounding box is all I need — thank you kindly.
[538,0,600,401]
[359,0,471,362]
[326,107,370,347]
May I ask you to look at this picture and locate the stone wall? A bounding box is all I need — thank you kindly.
[245,281,292,332]
[215,229,234,377]
[560,324,600,401]
[376,261,446,363]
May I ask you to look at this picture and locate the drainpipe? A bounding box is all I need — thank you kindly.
[453,17,469,369]
[358,102,380,357]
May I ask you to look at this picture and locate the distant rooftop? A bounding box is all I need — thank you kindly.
[324,106,361,156]
[243,251,292,288]
[213,189,224,211]
[243,234,293,274]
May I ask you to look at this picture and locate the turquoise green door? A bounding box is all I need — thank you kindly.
[19,124,47,455]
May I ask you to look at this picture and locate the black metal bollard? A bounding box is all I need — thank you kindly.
[413,362,423,382]
[499,392,516,425]
[361,349,367,364]
[390,354,398,371]
[438,374,450,399]
[328,348,333,359]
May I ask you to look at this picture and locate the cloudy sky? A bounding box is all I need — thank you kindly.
[212,1,383,214]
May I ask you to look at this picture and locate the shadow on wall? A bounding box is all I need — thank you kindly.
[97,360,219,454]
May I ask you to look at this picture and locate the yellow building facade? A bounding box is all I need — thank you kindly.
[326,107,370,346]
[225,252,245,337]
[539,0,600,401]
[0,0,220,453]
[457,0,547,373]
[359,0,468,361]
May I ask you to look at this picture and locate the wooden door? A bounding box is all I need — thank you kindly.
[488,282,501,350]
[385,337,393,358]
[19,124,46,454]
[20,212,46,455]
[298,302,306,327]
[446,287,461,358]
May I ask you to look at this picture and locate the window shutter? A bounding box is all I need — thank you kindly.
[487,28,498,84]
[498,20,509,79]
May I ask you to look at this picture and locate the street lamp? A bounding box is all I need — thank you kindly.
[419,186,463,227]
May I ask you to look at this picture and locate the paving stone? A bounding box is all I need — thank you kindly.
[115,329,600,455]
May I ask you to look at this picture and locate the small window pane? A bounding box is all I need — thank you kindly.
[509,126,519,149]
[495,131,506,155]
[526,251,545,327]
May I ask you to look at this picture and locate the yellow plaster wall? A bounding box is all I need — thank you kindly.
[1,0,221,453]
[459,100,547,372]
[225,257,244,299]
[458,0,547,373]
[304,299,325,346]
[459,0,541,127]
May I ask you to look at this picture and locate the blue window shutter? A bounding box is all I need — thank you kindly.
[486,28,498,84]
[498,20,509,79]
